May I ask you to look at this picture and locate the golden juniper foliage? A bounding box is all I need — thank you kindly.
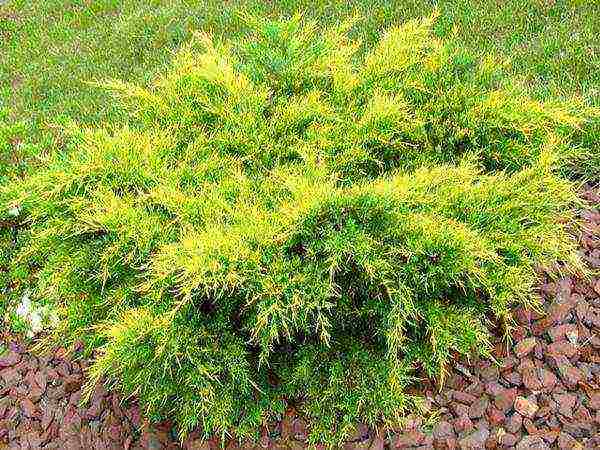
[1,13,598,444]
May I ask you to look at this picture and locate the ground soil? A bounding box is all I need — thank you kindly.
[1,187,599,449]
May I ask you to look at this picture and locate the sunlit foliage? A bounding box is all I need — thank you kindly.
[1,13,597,445]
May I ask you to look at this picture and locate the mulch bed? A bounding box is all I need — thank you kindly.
[1,187,599,450]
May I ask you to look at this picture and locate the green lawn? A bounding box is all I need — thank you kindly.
[1,0,599,149]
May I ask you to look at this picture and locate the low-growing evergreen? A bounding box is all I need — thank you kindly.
[1,13,597,445]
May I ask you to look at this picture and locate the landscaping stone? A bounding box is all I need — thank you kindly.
[516,435,549,449]
[514,397,539,419]
[458,428,489,449]
[494,387,518,413]
[432,420,454,441]
[0,353,21,369]
[506,413,523,433]
[515,338,537,358]
[467,397,489,419]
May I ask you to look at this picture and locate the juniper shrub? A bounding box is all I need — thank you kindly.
[1,13,598,445]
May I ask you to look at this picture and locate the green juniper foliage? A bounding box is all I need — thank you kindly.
[1,13,597,444]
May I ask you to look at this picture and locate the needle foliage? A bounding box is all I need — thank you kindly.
[1,13,597,445]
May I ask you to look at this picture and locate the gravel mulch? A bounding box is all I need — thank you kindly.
[1,187,599,449]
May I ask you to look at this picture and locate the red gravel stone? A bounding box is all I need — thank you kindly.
[532,320,551,337]
[63,374,83,394]
[506,413,523,433]
[557,363,584,387]
[594,280,600,296]
[546,341,578,358]
[487,406,505,426]
[517,358,536,373]
[514,397,538,419]
[432,420,454,438]
[512,325,529,342]
[537,368,557,392]
[573,404,592,423]
[468,397,489,419]
[500,355,518,371]
[394,430,425,447]
[484,381,504,397]
[458,428,489,449]
[553,393,577,418]
[547,324,578,342]
[453,415,474,434]
[504,370,523,386]
[500,431,518,447]
[34,370,47,392]
[538,429,558,445]
[0,352,21,368]
[0,367,22,387]
[523,367,543,391]
[20,398,40,418]
[452,402,470,417]
[369,436,385,450]
[452,390,477,405]
[516,435,549,449]
[522,417,538,434]
[575,299,590,321]
[588,393,600,410]
[478,364,499,382]
[41,407,55,431]
[495,387,518,413]
[515,338,537,358]
[550,301,574,323]
[557,432,578,449]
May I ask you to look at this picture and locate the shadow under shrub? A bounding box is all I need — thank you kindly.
[1,12,598,445]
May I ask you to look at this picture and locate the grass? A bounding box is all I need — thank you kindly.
[1,1,599,144]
